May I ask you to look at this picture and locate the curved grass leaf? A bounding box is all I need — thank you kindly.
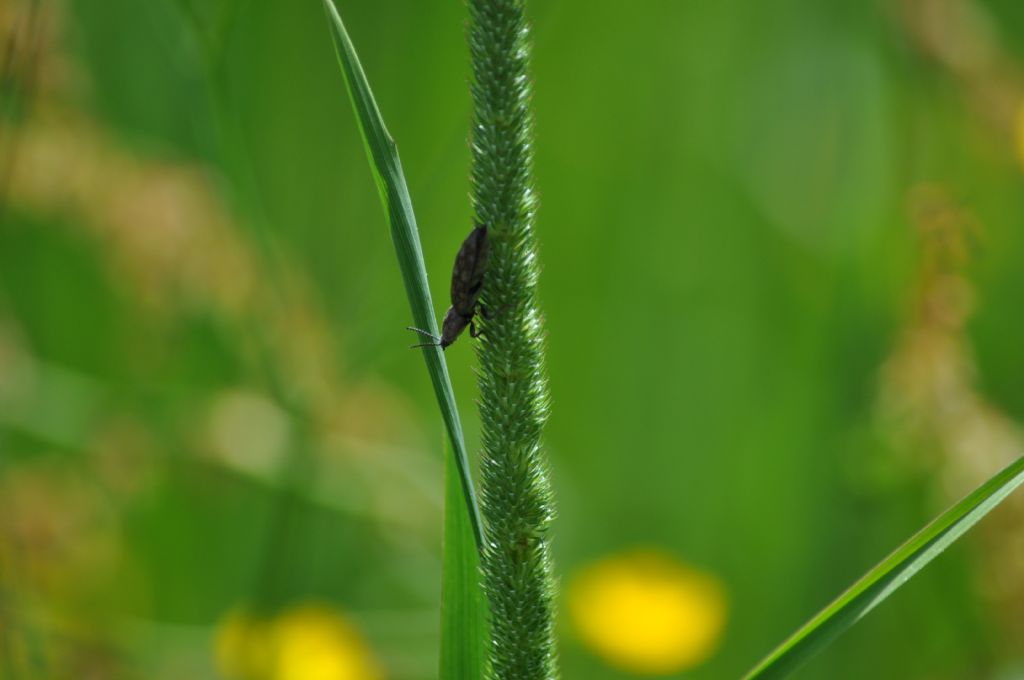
[319,3,487,676]
[319,0,483,549]
[744,456,1024,679]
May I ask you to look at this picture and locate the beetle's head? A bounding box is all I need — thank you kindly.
[440,307,470,347]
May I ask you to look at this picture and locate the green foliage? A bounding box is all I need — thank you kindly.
[746,456,1024,679]
[9,1,1024,678]
[468,0,558,678]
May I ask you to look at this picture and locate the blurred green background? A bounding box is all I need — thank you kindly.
[2,0,1024,678]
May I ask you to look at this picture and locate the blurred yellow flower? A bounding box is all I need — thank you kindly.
[273,606,384,680]
[215,604,384,680]
[568,549,727,675]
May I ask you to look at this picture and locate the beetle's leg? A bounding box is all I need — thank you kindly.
[468,315,489,340]
[478,304,490,320]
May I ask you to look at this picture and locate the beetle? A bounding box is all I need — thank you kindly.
[407,223,490,350]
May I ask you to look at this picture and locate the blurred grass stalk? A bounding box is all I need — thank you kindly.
[468,0,558,678]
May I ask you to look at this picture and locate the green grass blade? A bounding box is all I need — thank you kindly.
[320,0,484,550]
[744,456,1024,680]
[440,441,487,679]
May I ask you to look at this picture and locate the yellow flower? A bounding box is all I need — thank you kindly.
[272,606,384,680]
[568,549,727,675]
[215,604,384,680]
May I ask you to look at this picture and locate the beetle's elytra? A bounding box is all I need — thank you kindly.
[407,224,490,350]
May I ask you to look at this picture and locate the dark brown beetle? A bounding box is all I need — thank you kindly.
[407,224,490,350]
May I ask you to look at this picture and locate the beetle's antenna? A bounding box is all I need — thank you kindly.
[406,325,441,341]
[407,326,445,348]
